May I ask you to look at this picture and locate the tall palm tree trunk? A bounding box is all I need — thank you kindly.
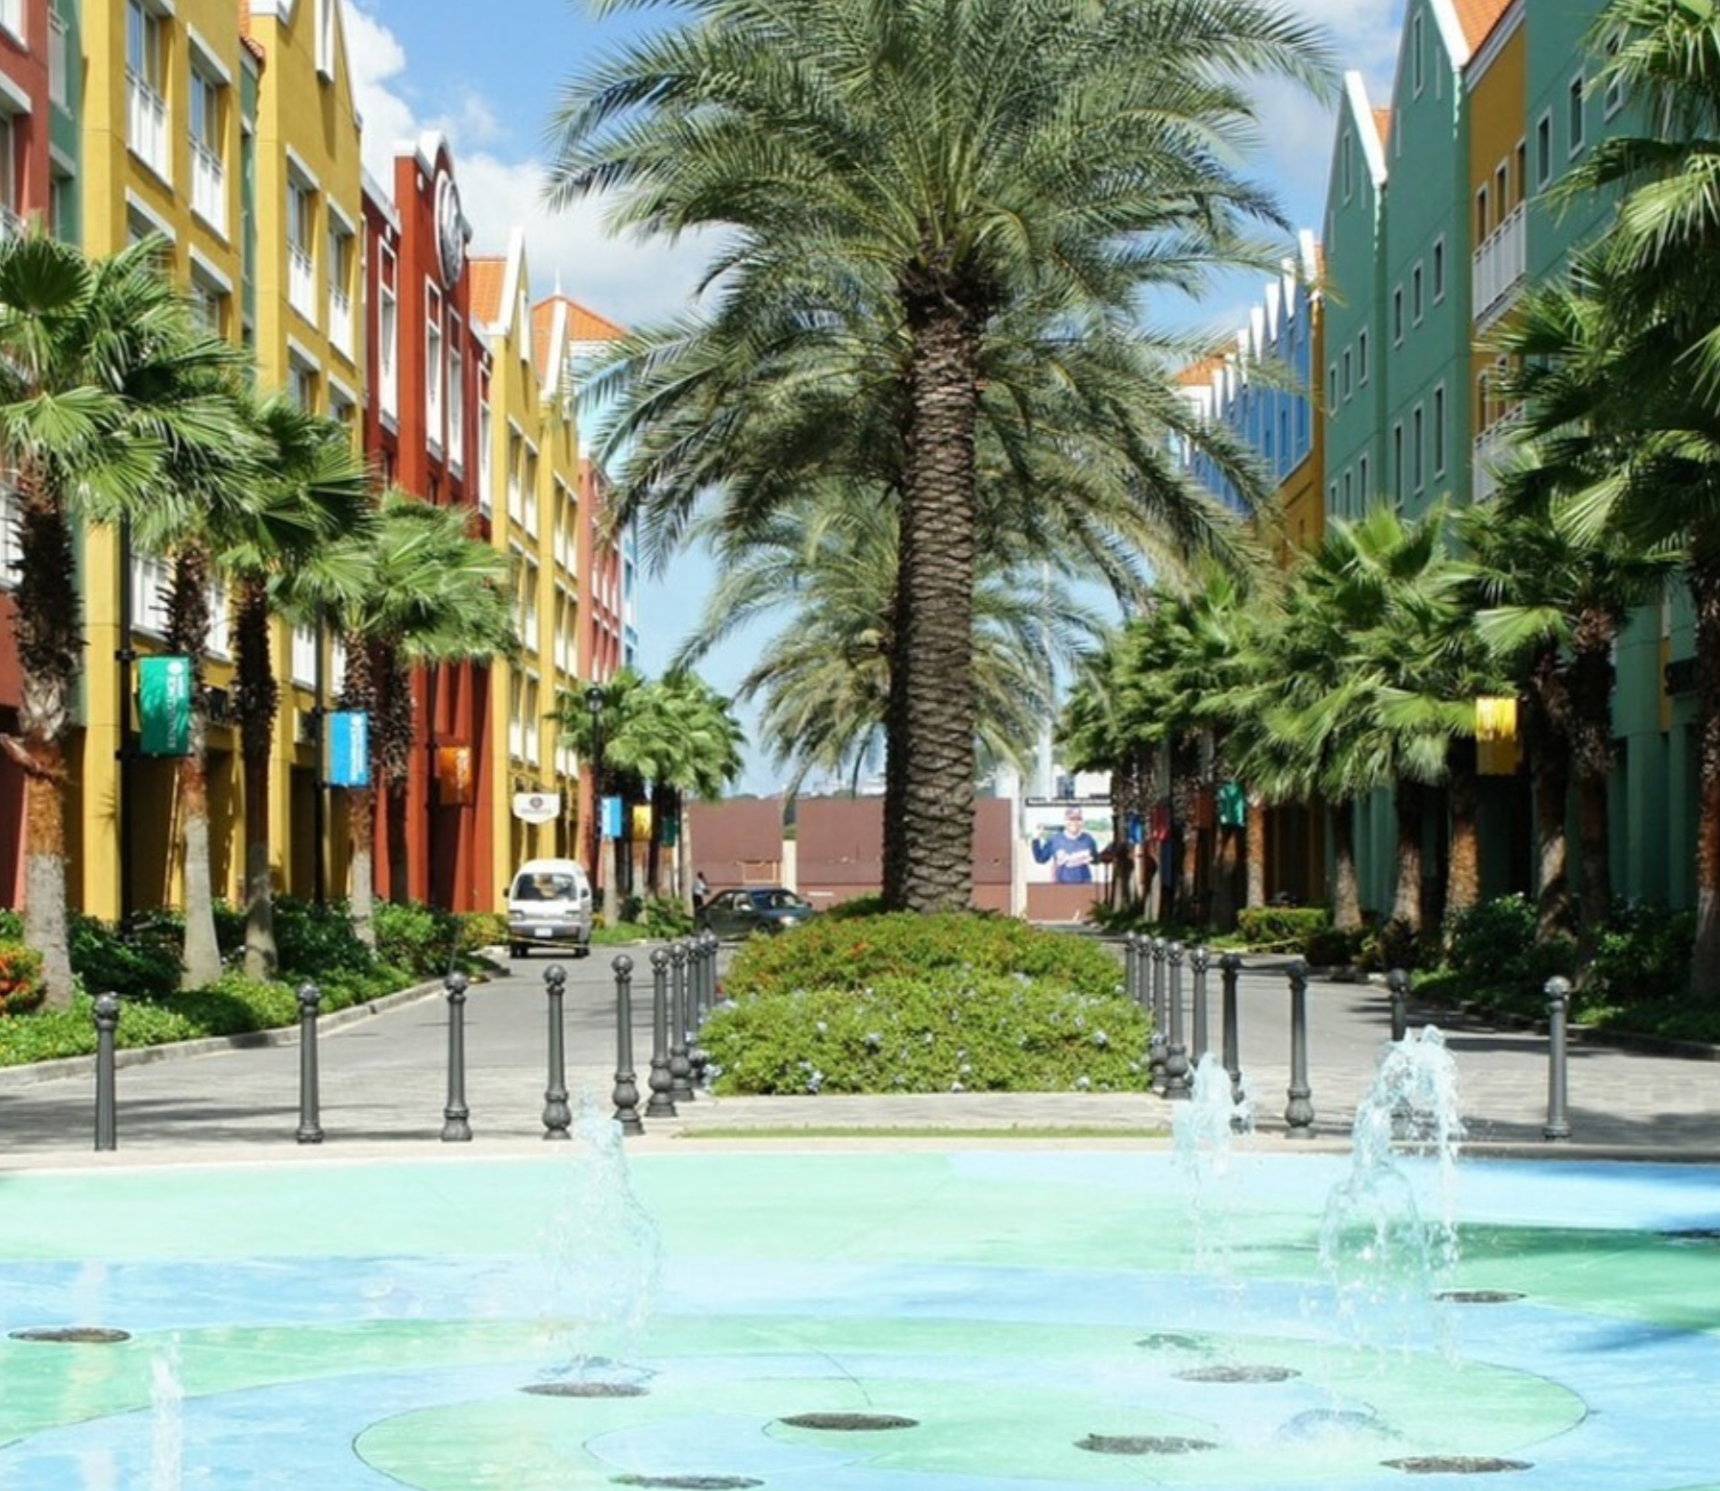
[1245,795,1267,910]
[1390,781,1424,933]
[1445,740,1481,931]
[647,781,669,895]
[342,636,380,947]
[378,651,415,908]
[1330,800,1361,931]
[168,547,221,988]
[235,577,279,979]
[10,478,78,1004]
[886,296,980,913]
[1523,655,1573,944]
[1570,628,1617,953]
[1690,561,1720,1002]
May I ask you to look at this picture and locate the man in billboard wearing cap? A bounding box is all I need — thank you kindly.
[1031,806,1101,883]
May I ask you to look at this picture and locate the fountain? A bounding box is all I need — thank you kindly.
[1,1090,1717,1487]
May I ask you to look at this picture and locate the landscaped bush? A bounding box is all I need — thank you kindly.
[701,911,1143,1095]
[1441,893,1575,1011]
[702,969,1148,1095]
[69,911,183,999]
[373,899,461,979]
[619,894,694,938]
[457,911,510,953]
[723,911,1126,1003]
[0,942,44,1015]
[1235,905,1330,952]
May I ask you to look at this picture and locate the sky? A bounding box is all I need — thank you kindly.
[343,0,1409,792]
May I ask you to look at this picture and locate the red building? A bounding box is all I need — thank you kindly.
[360,133,495,911]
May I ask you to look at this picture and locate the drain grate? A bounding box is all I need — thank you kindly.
[521,1382,648,1398]
[1436,1290,1527,1305]
[1384,1457,1531,1475]
[1175,1364,1299,1384]
[1078,1434,1217,1455]
[1135,1332,1210,1353]
[612,1478,763,1489]
[779,1413,917,1431]
[7,1327,131,1345]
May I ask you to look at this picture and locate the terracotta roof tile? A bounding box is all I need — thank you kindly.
[1455,0,1514,50]
[1176,354,1226,388]
[468,257,506,324]
[1372,107,1392,150]
[565,303,629,342]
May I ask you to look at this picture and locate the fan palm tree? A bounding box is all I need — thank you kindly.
[325,492,515,944]
[549,0,1331,912]
[0,233,250,1004]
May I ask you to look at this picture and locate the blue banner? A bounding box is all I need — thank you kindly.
[602,795,624,838]
[326,711,370,788]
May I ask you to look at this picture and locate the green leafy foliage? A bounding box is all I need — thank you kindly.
[457,912,510,953]
[1584,904,1697,1013]
[1442,894,1575,1009]
[619,894,695,937]
[373,900,461,979]
[0,942,45,1015]
[1235,906,1331,951]
[702,912,1142,1095]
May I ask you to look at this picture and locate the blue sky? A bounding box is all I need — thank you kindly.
[344,0,1408,792]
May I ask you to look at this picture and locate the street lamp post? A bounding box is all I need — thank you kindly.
[586,685,605,899]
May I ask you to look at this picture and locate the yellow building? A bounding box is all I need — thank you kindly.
[70,0,364,920]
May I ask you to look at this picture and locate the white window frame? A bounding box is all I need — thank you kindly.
[1433,383,1447,476]
[1412,403,1425,492]
[1358,328,1369,386]
[377,241,399,423]
[1412,263,1424,325]
[448,341,465,472]
[1393,286,1405,346]
[1432,235,1446,304]
[1568,74,1586,157]
[1535,109,1553,190]
[1603,31,1625,120]
[1411,10,1425,98]
[425,283,445,454]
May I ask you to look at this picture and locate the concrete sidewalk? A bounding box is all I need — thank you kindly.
[1,947,1715,1167]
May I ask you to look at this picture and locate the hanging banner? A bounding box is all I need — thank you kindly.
[1475,696,1522,776]
[138,656,193,757]
[326,711,370,788]
[631,803,653,841]
[437,746,474,806]
[602,795,624,838]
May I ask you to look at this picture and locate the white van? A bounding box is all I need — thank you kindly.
[505,858,594,959]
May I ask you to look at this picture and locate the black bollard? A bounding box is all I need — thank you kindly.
[1543,975,1572,1142]
[1163,942,1191,1099]
[1283,959,1315,1138]
[93,992,120,1152]
[1124,932,1142,1010]
[1387,967,1410,1044]
[1189,946,1210,1070]
[1148,937,1169,1093]
[295,982,324,1145]
[441,971,472,1142]
[542,965,572,1140]
[611,954,644,1136]
[689,930,718,1086]
[668,940,694,1103]
[1219,952,1245,1117]
[646,948,676,1118]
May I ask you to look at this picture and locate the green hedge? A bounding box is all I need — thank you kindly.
[701,911,1144,1095]
[1234,906,1330,951]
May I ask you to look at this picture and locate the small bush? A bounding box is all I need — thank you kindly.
[1584,903,1695,1011]
[457,911,510,952]
[627,895,694,938]
[1303,924,1366,969]
[0,942,45,1015]
[373,900,460,979]
[1442,894,1575,1009]
[273,897,377,978]
[824,894,887,920]
[724,911,1125,1003]
[70,912,182,999]
[1235,906,1331,950]
[702,970,1148,1095]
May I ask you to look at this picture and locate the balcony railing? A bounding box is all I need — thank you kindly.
[190,140,226,235]
[1472,203,1527,329]
[128,73,171,182]
[327,284,353,360]
[287,244,317,322]
[1472,414,1523,504]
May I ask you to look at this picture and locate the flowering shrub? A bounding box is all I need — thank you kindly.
[0,942,44,1015]
[702,912,1145,1095]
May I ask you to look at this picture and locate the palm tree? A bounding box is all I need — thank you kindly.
[0,233,249,1004]
[325,492,515,944]
[223,396,374,978]
[1459,467,1680,949]
[549,0,1331,912]
[1536,4,1720,997]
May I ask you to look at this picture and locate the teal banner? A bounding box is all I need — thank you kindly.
[138,657,193,757]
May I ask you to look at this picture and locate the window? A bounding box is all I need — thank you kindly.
[1342,129,1354,203]
[1433,385,1447,475]
[1569,74,1586,155]
[189,68,226,233]
[425,288,445,451]
[328,383,356,434]
[1393,286,1405,344]
[1412,263,1424,324]
[287,351,317,411]
[1495,163,1509,219]
[286,176,316,321]
[1475,185,1490,242]
[49,8,67,109]
[507,427,524,524]
[188,272,226,335]
[1327,363,1338,410]
[0,0,22,44]
[377,243,398,420]
[316,0,338,78]
[1514,140,1527,207]
[126,0,169,180]
[477,393,493,513]
[1359,453,1370,502]
[448,343,465,470]
[1535,111,1553,189]
[1328,481,1338,514]
[1432,237,1445,302]
[1603,31,1625,119]
[1358,328,1370,386]
[0,468,18,590]
[1393,422,1405,496]
[1341,348,1352,402]
[1412,10,1424,97]
[326,219,354,357]
[0,113,17,238]
[1412,405,1425,491]
[1342,468,1353,514]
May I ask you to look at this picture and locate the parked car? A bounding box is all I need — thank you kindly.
[696,886,817,940]
[505,858,594,958]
